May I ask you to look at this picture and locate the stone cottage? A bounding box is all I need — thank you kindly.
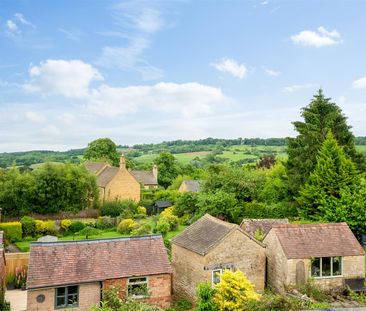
[171,214,266,301]
[85,154,140,202]
[130,165,159,189]
[27,235,172,311]
[178,180,202,193]
[264,223,365,292]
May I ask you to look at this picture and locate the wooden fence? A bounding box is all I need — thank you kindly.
[5,252,29,277]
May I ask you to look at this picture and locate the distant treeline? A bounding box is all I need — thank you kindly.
[1,136,365,168]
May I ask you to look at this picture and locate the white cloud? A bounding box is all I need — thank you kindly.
[264,68,280,76]
[41,125,61,137]
[25,111,46,124]
[260,1,269,5]
[6,20,18,32]
[212,58,247,79]
[23,60,103,97]
[14,13,34,27]
[58,113,76,124]
[97,2,164,80]
[5,13,34,37]
[283,83,316,93]
[352,76,366,89]
[291,26,342,47]
[58,28,81,41]
[88,82,228,118]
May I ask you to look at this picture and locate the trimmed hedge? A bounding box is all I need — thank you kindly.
[0,222,22,242]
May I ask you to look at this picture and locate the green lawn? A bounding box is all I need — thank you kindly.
[14,224,187,252]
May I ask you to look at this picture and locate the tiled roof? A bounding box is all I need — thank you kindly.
[181,180,201,192]
[154,201,172,208]
[172,214,264,255]
[130,170,158,185]
[270,223,365,259]
[240,218,289,237]
[84,162,108,175]
[96,167,120,187]
[27,235,172,289]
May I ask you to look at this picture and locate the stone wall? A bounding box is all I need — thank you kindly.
[104,274,172,309]
[27,282,101,311]
[263,230,288,292]
[104,168,140,202]
[172,228,266,301]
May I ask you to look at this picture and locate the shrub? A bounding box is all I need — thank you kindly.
[77,227,101,239]
[195,282,217,311]
[0,222,22,242]
[159,207,179,231]
[132,224,152,236]
[101,200,138,218]
[44,220,58,235]
[95,216,115,229]
[213,270,260,310]
[61,219,72,231]
[69,221,85,234]
[117,219,138,234]
[297,280,329,302]
[155,219,170,236]
[35,220,46,234]
[20,216,36,237]
[137,206,147,215]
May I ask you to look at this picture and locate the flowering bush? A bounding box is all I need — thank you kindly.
[35,220,46,234]
[61,219,72,231]
[117,219,138,234]
[15,266,27,289]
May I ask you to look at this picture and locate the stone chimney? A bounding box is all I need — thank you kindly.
[153,164,158,180]
[119,154,126,170]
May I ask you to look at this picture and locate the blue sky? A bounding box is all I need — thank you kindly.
[1,0,366,151]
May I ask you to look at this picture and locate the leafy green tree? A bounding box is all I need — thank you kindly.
[197,190,238,222]
[154,151,179,188]
[195,282,217,311]
[297,132,366,235]
[286,89,364,195]
[84,138,120,166]
[77,227,101,239]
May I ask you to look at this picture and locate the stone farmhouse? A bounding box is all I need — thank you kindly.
[264,223,365,292]
[178,180,202,193]
[85,155,140,203]
[130,165,159,189]
[27,235,172,311]
[171,214,266,301]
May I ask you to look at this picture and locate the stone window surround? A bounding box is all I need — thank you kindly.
[54,285,79,309]
[311,256,343,279]
[127,276,149,298]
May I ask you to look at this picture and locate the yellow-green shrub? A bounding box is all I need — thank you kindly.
[35,220,46,234]
[160,206,174,218]
[159,207,179,231]
[117,219,138,234]
[0,222,22,242]
[44,220,58,235]
[137,206,147,215]
[213,270,260,311]
[61,219,72,231]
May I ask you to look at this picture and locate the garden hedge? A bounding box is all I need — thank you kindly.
[0,222,22,242]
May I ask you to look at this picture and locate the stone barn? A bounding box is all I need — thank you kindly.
[171,214,266,301]
[264,223,365,292]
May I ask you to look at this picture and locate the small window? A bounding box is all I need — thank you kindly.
[55,286,79,309]
[311,257,343,278]
[127,277,148,298]
[212,269,223,286]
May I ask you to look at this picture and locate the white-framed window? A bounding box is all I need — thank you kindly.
[127,277,148,298]
[211,269,223,286]
[311,257,342,278]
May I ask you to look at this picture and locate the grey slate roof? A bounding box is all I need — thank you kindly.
[84,162,108,174]
[240,218,289,237]
[172,214,264,255]
[97,167,119,187]
[130,170,158,186]
[181,180,202,192]
[269,223,365,259]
